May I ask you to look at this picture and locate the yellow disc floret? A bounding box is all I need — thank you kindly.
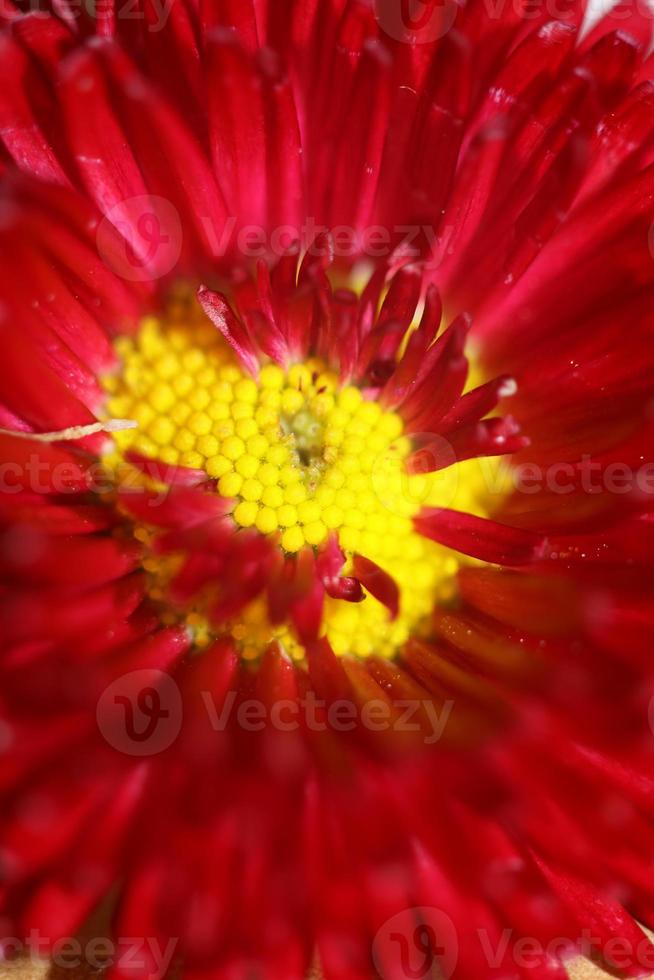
[102,297,497,661]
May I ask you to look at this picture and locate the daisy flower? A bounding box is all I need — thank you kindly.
[1,0,654,977]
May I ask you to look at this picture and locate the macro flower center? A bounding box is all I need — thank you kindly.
[102,296,494,660]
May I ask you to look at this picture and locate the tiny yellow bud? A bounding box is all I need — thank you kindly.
[219,472,243,497]
[235,454,260,479]
[222,436,245,461]
[256,507,279,535]
[206,455,232,479]
[281,526,305,553]
[233,501,258,527]
[277,504,298,527]
[241,479,263,502]
[262,486,284,508]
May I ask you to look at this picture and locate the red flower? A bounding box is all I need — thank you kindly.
[2,1,654,978]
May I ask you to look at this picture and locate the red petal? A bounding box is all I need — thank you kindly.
[415,508,549,566]
[352,554,399,620]
[197,285,260,376]
[119,486,228,529]
[125,450,208,488]
[407,416,529,473]
[316,534,365,603]
[0,533,139,586]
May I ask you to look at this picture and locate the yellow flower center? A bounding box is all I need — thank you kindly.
[102,297,496,661]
